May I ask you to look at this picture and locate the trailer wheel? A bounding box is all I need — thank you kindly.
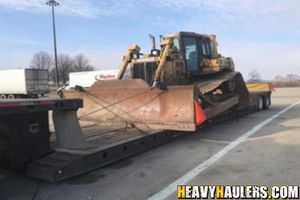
[0,94,6,99]
[7,94,15,99]
[257,96,263,111]
[263,95,270,109]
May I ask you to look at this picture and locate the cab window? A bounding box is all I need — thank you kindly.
[172,38,180,51]
[182,37,199,72]
[201,39,212,57]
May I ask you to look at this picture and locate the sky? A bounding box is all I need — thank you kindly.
[0,0,299,80]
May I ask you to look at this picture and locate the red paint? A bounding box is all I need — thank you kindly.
[268,83,276,91]
[194,100,207,126]
[38,101,55,106]
[0,102,19,107]
[95,74,116,80]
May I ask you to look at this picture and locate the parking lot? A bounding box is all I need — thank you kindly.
[1,87,300,200]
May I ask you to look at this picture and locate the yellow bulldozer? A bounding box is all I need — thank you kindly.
[0,32,273,182]
[63,32,249,132]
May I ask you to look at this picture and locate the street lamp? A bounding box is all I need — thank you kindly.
[46,0,60,87]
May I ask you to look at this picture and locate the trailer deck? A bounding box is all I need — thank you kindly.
[27,125,182,182]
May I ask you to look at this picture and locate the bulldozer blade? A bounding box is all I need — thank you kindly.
[64,79,198,132]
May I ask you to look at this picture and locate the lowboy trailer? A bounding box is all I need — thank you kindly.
[0,86,271,182]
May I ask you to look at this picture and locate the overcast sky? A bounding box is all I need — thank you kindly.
[0,0,299,80]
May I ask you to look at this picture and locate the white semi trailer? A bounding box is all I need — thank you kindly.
[68,70,119,88]
[0,68,49,98]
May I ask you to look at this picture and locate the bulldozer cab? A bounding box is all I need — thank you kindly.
[128,32,234,86]
[180,33,214,73]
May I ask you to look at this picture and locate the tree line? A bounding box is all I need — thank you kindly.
[271,74,300,87]
[30,51,95,84]
[247,69,300,87]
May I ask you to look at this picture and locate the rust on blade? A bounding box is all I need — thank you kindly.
[64,79,196,132]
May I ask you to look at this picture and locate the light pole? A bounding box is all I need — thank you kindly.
[46,0,60,87]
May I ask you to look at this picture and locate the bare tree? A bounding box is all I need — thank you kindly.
[73,54,95,72]
[50,54,73,84]
[272,74,300,87]
[247,69,262,83]
[30,51,53,70]
[31,51,96,85]
[59,54,74,84]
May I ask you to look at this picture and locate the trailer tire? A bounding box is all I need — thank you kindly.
[263,95,270,109]
[0,94,6,99]
[257,96,263,111]
[7,94,15,99]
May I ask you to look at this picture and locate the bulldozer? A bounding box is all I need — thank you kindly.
[63,32,249,132]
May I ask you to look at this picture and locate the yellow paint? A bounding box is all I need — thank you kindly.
[128,44,140,51]
[246,83,273,91]
[160,39,172,46]
[177,185,186,199]
[216,185,224,198]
